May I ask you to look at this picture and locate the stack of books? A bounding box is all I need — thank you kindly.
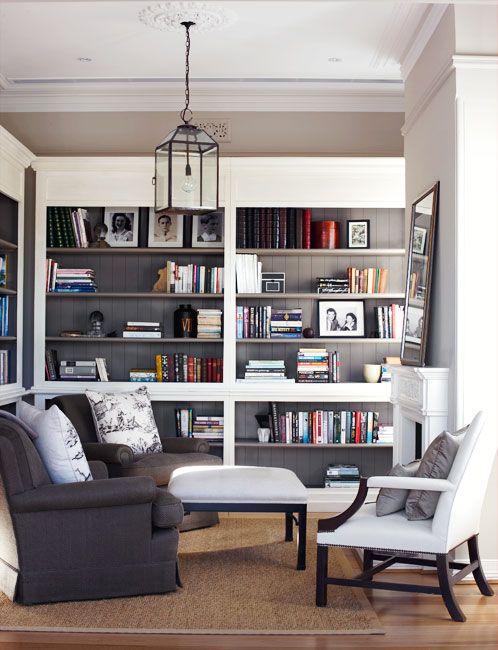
[374,304,404,339]
[129,368,157,382]
[376,425,394,445]
[235,254,262,293]
[296,348,340,383]
[324,465,360,489]
[0,350,9,385]
[316,277,349,294]
[347,267,388,293]
[192,416,224,440]
[239,360,294,383]
[59,360,97,381]
[123,321,162,338]
[270,309,302,339]
[159,261,224,294]
[175,407,194,437]
[46,261,97,293]
[155,354,223,383]
[197,309,222,339]
[0,296,9,336]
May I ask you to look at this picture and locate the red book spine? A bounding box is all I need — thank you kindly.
[207,358,213,382]
[355,411,361,444]
[201,359,207,382]
[187,356,195,383]
[302,208,312,249]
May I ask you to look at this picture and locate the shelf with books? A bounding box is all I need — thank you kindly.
[46,336,224,343]
[236,292,405,300]
[236,248,405,257]
[236,338,400,344]
[214,440,393,449]
[232,382,392,401]
[47,292,223,299]
[0,238,17,252]
[0,288,17,296]
[47,247,224,256]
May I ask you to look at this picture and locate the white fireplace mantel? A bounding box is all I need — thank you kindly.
[390,366,449,465]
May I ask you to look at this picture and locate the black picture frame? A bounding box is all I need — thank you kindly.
[347,220,370,249]
[317,300,365,338]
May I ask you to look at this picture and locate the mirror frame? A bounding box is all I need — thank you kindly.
[400,181,439,366]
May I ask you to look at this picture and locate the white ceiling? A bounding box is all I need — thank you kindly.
[0,1,450,112]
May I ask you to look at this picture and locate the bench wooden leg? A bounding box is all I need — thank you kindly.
[297,506,307,570]
[285,512,293,541]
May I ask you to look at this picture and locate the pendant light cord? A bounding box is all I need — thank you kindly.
[180,21,195,124]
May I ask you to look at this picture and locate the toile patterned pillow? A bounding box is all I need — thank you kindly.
[85,386,162,456]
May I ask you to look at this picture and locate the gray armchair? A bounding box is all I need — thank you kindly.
[49,394,221,530]
[0,417,183,604]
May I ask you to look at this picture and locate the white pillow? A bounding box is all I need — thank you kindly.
[18,402,92,484]
[85,386,162,456]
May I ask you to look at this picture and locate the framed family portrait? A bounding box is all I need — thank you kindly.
[347,220,370,249]
[192,211,224,248]
[412,226,427,255]
[318,300,365,338]
[103,207,139,247]
[147,209,184,248]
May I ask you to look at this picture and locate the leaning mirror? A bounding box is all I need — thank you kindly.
[401,182,439,366]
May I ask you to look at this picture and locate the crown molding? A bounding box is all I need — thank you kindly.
[400,4,449,81]
[0,80,404,113]
[452,55,498,70]
[0,126,35,169]
[0,73,11,91]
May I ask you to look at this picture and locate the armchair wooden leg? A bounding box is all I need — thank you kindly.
[468,535,494,596]
[316,545,328,607]
[437,554,466,622]
[363,549,374,577]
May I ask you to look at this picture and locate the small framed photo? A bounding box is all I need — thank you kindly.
[412,226,427,255]
[347,220,370,249]
[192,211,224,248]
[104,207,139,247]
[318,300,365,338]
[405,304,424,345]
[147,209,184,248]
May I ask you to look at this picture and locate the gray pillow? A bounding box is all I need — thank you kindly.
[376,461,420,517]
[405,431,460,521]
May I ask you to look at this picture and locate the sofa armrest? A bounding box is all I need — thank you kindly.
[318,478,369,533]
[152,488,184,528]
[83,442,134,467]
[88,460,108,480]
[367,476,455,492]
[10,476,157,513]
[161,437,210,454]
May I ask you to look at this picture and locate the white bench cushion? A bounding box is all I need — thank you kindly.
[168,465,307,504]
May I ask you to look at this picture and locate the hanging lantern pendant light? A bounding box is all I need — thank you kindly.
[154,21,219,216]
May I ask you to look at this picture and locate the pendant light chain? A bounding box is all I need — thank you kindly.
[180,21,194,124]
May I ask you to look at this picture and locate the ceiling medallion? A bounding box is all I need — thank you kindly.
[139,2,236,33]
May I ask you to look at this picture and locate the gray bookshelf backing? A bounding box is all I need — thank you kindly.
[0,192,18,384]
[234,400,392,487]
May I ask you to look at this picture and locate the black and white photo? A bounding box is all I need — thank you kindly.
[192,211,224,248]
[347,219,370,249]
[148,209,183,248]
[412,226,427,255]
[318,300,365,337]
[104,207,139,247]
[405,304,424,345]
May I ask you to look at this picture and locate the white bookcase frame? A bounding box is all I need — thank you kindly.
[31,156,405,509]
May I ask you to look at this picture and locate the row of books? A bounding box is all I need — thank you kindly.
[0,297,9,336]
[46,207,92,248]
[46,261,97,293]
[296,348,340,383]
[235,254,262,294]
[0,255,7,288]
[240,360,294,383]
[347,267,389,294]
[0,350,9,385]
[155,354,223,383]
[174,407,224,439]
[409,270,426,300]
[158,261,224,294]
[268,403,380,444]
[197,309,223,339]
[374,304,404,339]
[236,208,304,249]
[236,307,302,339]
[324,464,360,489]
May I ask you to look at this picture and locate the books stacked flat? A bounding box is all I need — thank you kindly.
[297,348,340,383]
[160,261,224,294]
[270,309,302,339]
[155,354,223,383]
[197,309,222,339]
[235,254,262,293]
[324,465,360,489]
[347,267,388,294]
[192,416,224,440]
[129,368,157,382]
[316,277,349,294]
[375,304,404,339]
[0,350,9,385]
[45,261,97,293]
[240,360,294,383]
[123,321,162,338]
[376,425,394,445]
[59,360,97,381]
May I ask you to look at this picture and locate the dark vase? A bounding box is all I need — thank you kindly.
[174,304,197,338]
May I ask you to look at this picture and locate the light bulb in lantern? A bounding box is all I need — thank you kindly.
[182,163,196,194]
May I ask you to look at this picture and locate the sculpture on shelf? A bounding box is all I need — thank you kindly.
[153,266,169,292]
[89,223,111,248]
[87,310,106,338]
[303,327,315,338]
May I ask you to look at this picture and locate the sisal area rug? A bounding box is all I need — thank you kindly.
[0,518,383,635]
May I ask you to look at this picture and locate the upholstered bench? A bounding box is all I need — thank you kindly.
[169,465,308,570]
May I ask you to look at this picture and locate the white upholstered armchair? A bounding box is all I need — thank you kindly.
[316,411,495,622]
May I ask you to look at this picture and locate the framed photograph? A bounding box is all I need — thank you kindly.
[412,226,427,255]
[405,304,424,345]
[191,211,224,248]
[347,220,370,249]
[147,209,184,248]
[318,300,365,338]
[104,207,139,247]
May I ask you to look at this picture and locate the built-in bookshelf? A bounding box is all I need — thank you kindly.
[0,127,33,407]
[31,156,405,509]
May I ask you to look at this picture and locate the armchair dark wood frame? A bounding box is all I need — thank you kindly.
[315,478,494,623]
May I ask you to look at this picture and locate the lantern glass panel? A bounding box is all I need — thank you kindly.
[154,148,170,214]
[171,143,202,211]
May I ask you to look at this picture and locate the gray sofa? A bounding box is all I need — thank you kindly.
[49,394,221,531]
[0,416,183,604]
